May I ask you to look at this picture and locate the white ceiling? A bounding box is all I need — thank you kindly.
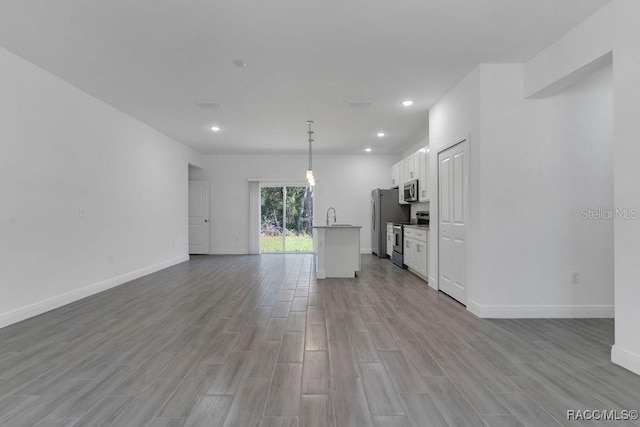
[0,0,608,155]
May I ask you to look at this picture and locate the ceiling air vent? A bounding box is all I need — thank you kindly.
[347,101,372,109]
[195,100,222,109]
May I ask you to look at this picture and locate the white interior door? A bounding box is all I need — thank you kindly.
[189,180,210,254]
[438,140,468,304]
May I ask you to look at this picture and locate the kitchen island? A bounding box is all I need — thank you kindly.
[312,225,361,279]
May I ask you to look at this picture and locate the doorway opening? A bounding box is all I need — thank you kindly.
[260,185,314,253]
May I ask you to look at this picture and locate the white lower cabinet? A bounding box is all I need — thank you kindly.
[404,238,414,268]
[403,227,427,278]
[386,223,394,258]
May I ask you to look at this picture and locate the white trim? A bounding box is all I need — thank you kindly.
[611,345,640,376]
[407,267,428,283]
[0,255,190,329]
[210,249,250,255]
[248,181,261,254]
[467,299,614,318]
[361,247,372,254]
[437,134,470,153]
[428,276,437,290]
[317,270,326,279]
[256,180,309,186]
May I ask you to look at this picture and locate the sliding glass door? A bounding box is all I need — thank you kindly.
[261,185,313,253]
[284,186,313,252]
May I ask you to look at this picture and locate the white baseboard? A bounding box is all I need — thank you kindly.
[361,248,372,254]
[467,300,614,318]
[407,267,428,283]
[0,254,190,330]
[428,276,437,290]
[611,345,640,376]
[209,249,249,255]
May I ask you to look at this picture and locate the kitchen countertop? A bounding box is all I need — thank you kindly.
[403,224,430,230]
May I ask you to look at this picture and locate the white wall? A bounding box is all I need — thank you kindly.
[427,60,613,318]
[0,46,201,328]
[524,2,613,98]
[474,63,613,315]
[189,154,398,254]
[401,137,429,159]
[611,0,640,375]
[428,67,482,289]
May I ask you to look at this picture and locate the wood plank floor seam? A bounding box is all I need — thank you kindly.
[0,254,633,427]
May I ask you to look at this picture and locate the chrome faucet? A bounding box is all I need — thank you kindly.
[326,207,337,226]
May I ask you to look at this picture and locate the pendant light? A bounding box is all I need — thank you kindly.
[306,120,315,186]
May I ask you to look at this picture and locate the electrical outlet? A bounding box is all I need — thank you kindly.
[78,208,84,218]
[571,271,579,284]
[108,256,114,264]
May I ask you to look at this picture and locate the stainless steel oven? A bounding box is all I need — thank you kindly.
[392,225,404,267]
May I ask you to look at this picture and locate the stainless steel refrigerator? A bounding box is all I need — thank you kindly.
[371,188,410,257]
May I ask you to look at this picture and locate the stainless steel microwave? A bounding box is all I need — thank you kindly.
[403,179,419,203]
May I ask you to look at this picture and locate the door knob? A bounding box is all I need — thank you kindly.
[205,219,209,222]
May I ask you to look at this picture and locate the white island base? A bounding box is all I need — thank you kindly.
[312,225,362,279]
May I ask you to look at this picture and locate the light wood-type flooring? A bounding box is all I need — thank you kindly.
[0,254,638,426]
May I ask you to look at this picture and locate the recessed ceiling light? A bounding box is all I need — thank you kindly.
[401,99,414,107]
[232,59,247,68]
[365,148,372,152]
[377,132,385,137]
[195,100,222,109]
[210,126,220,132]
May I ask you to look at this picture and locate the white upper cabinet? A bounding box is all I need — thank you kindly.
[391,145,429,202]
[391,162,401,188]
[404,152,419,182]
[418,148,429,202]
[397,160,406,204]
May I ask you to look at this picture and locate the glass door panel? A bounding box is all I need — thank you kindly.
[260,185,313,253]
[261,186,284,252]
[284,186,313,252]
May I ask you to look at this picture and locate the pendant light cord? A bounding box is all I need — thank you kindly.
[307,120,313,172]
